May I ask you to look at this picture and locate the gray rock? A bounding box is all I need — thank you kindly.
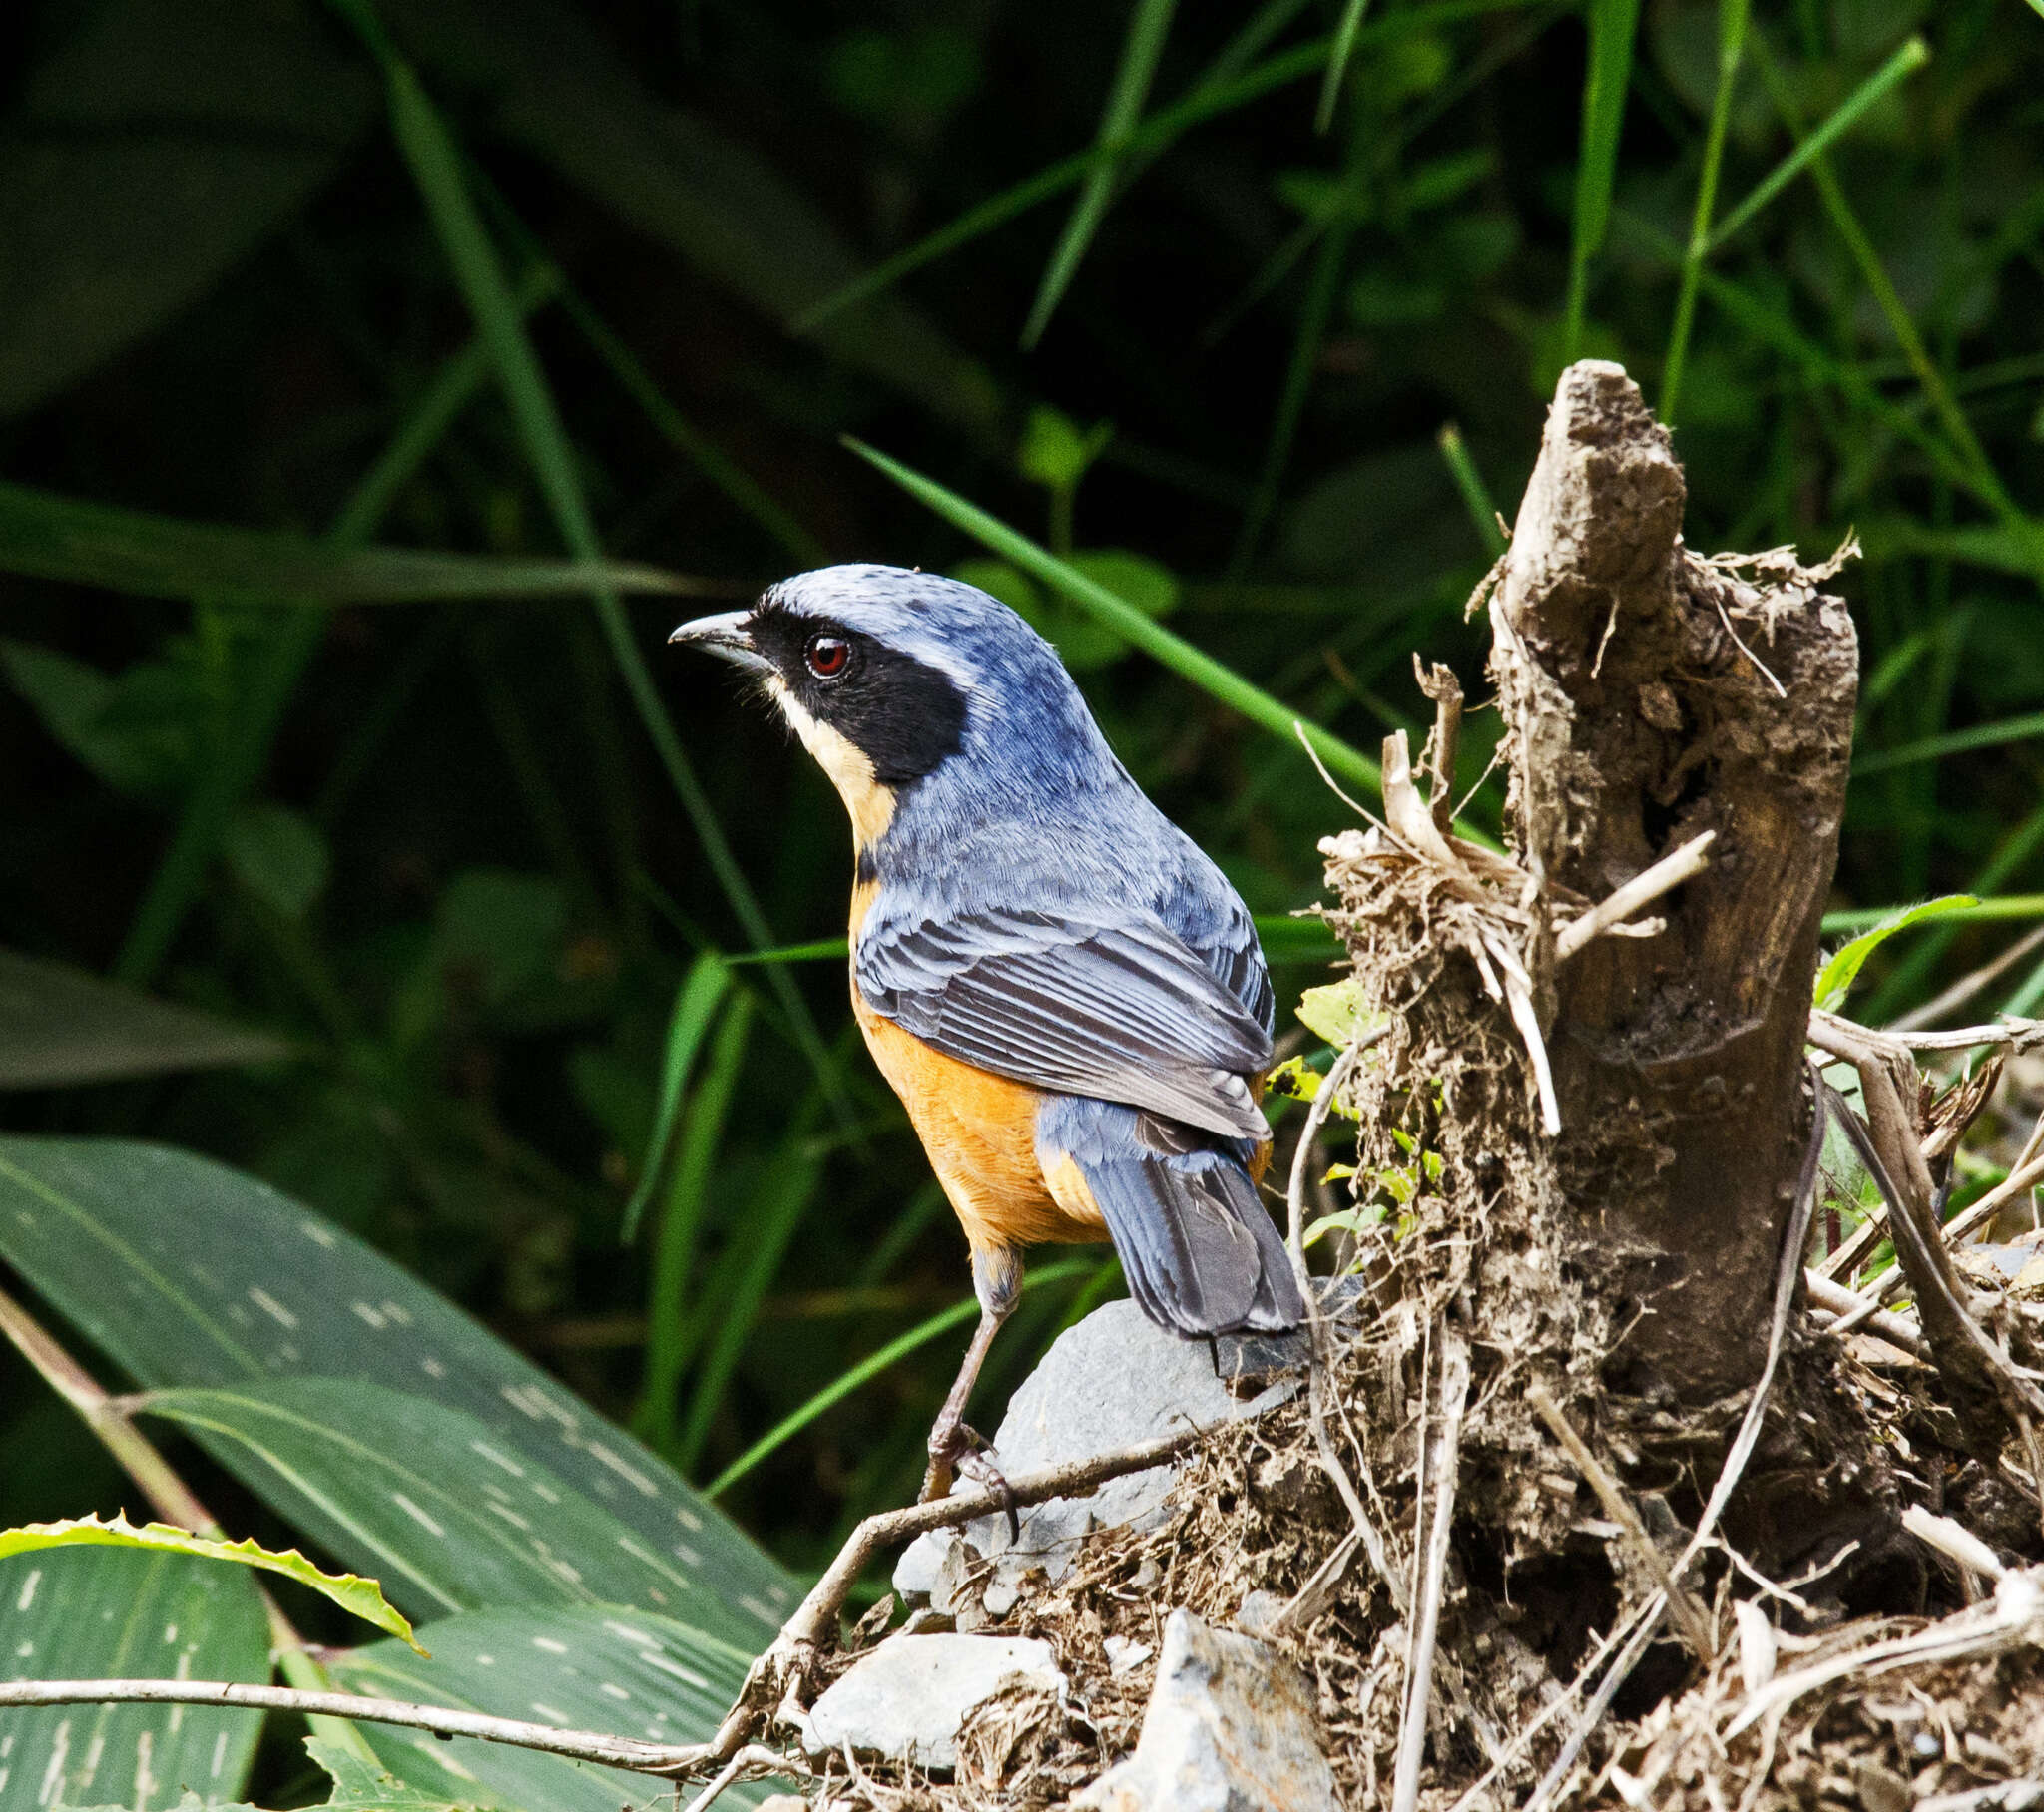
[801,1632,1065,1772]
[1074,1608,1339,1812]
[894,1300,1305,1607]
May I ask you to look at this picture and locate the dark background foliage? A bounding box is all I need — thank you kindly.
[4,0,2042,1590]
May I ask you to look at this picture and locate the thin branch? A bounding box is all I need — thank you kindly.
[1527,1381,1714,1658]
[1283,1034,1406,1614]
[0,1679,772,1781]
[1553,830,1715,960]
[1941,1146,2044,1246]
[1803,1267,1929,1358]
[1390,1328,1470,1812]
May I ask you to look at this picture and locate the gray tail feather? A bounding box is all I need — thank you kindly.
[1079,1140,1305,1338]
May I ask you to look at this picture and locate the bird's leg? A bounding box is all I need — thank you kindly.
[921,1247,1019,1517]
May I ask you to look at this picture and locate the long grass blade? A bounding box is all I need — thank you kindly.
[1316,0,1373,131]
[1022,0,1181,349]
[353,26,854,1125]
[1705,35,1928,254]
[1562,0,1643,363]
[844,436,1387,805]
[635,992,754,1454]
[676,1131,828,1472]
[1745,31,2013,523]
[702,1258,1094,1498]
[1820,896,2044,935]
[1660,0,1749,424]
[794,0,1543,335]
[621,954,732,1243]
[1436,425,1508,558]
[1863,802,2044,1020]
[1852,710,2044,777]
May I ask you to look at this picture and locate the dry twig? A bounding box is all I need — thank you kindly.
[1390,1328,1471,1812]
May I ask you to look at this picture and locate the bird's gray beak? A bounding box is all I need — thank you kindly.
[668,610,770,676]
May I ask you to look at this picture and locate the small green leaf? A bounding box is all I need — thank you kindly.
[1295,976,1382,1047]
[0,1513,423,1653]
[1019,406,1114,491]
[224,805,330,921]
[1266,1056,1360,1119]
[1814,895,1980,1012]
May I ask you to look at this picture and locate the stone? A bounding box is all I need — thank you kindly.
[1103,1634,1153,1677]
[801,1632,1065,1772]
[894,1300,1307,1608]
[1074,1608,1339,1812]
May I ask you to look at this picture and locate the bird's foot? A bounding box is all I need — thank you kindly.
[920,1422,1021,1541]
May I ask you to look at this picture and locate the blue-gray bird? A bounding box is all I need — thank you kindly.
[672,565,1303,1500]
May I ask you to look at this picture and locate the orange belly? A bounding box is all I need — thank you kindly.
[853,994,1108,1254]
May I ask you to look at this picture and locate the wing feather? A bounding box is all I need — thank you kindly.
[857,908,1273,1139]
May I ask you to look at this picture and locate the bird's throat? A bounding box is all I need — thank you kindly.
[767,677,898,851]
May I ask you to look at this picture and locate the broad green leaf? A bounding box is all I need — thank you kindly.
[0,482,702,606]
[1017,408,1112,492]
[0,1515,419,1653]
[0,951,293,1090]
[0,1139,797,1643]
[1295,977,1381,1046]
[56,1735,473,1811]
[1814,896,1979,1011]
[0,0,374,418]
[0,1544,266,1812]
[138,1381,760,1644]
[328,1607,769,1812]
[302,1736,477,1810]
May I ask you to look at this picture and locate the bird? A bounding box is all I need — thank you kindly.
[671,565,1304,1502]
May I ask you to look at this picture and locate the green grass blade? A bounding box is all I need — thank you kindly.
[1863,801,2044,1020]
[676,1131,828,1473]
[1852,709,2044,776]
[0,481,698,606]
[1562,0,1642,363]
[1706,35,1927,254]
[1022,0,1181,348]
[1661,0,1749,424]
[621,952,733,1243]
[110,282,554,988]
[0,1513,421,1651]
[847,435,1387,804]
[727,938,853,966]
[358,32,853,1127]
[1813,895,1977,1011]
[635,993,754,1454]
[1436,424,1508,558]
[703,1258,1093,1499]
[1233,163,1360,572]
[1745,30,2011,522]
[467,174,826,565]
[1820,896,2044,935]
[1316,0,1373,131]
[794,1,1541,335]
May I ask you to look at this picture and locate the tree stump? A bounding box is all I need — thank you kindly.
[1489,360,1858,1401]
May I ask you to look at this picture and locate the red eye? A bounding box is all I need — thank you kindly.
[804,634,851,680]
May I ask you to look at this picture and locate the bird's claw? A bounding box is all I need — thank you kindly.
[921,1423,1020,1540]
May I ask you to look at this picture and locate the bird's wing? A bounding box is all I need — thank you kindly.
[855,907,1274,1140]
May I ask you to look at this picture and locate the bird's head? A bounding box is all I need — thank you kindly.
[671,564,1107,850]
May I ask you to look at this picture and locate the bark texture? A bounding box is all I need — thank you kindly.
[1490,361,1858,1400]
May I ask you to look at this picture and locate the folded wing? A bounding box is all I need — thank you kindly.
[855,907,1273,1140]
